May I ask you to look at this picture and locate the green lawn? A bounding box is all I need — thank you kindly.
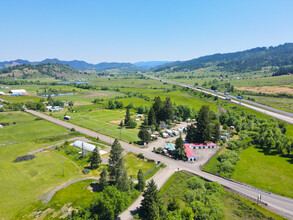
[50,108,142,143]
[0,112,84,219]
[233,146,293,198]
[124,153,156,178]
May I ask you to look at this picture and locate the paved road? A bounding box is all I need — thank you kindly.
[144,74,293,125]
[118,166,176,220]
[25,109,293,219]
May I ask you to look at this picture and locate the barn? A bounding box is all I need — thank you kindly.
[9,89,27,96]
[184,146,197,161]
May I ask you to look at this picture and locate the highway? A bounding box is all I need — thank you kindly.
[144,74,293,125]
[26,109,293,219]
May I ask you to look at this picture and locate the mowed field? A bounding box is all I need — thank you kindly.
[0,112,83,219]
[232,146,293,198]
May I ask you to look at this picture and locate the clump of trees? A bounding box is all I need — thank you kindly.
[108,99,124,109]
[25,101,46,111]
[185,105,220,143]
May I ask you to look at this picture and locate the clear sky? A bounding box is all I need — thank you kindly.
[1,0,293,63]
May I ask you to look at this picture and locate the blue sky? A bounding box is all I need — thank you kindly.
[1,0,293,63]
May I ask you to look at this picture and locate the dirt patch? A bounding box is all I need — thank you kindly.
[236,86,293,94]
[84,91,112,98]
[108,120,121,125]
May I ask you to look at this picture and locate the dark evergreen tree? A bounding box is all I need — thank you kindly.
[108,139,125,183]
[116,169,130,192]
[138,129,151,143]
[124,107,131,125]
[197,105,212,142]
[88,147,102,169]
[147,107,156,126]
[212,122,221,142]
[160,97,174,122]
[136,169,145,191]
[175,135,187,160]
[153,96,163,123]
[99,168,108,191]
[185,125,197,143]
[139,179,162,220]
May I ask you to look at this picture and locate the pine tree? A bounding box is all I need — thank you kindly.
[99,168,108,191]
[116,169,130,192]
[160,97,174,122]
[212,122,220,142]
[153,96,163,123]
[197,105,212,142]
[148,107,156,126]
[124,107,131,125]
[136,169,145,191]
[108,139,125,183]
[175,135,187,160]
[139,179,162,220]
[88,147,102,169]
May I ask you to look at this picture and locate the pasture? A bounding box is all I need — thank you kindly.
[0,112,84,219]
[232,146,293,198]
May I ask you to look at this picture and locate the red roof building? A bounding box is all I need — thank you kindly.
[184,146,197,161]
[184,142,217,150]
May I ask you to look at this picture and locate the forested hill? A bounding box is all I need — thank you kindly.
[154,43,293,73]
[0,59,142,72]
[0,63,81,78]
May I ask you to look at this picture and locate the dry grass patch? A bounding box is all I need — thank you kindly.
[237,86,293,94]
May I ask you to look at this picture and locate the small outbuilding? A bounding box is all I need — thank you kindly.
[0,91,5,95]
[0,125,3,129]
[64,115,72,120]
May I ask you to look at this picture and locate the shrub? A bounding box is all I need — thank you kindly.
[14,155,36,162]
[82,168,90,174]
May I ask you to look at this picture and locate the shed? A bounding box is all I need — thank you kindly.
[64,115,71,120]
[184,142,217,149]
[0,91,5,95]
[164,143,175,151]
[0,104,3,109]
[0,125,3,129]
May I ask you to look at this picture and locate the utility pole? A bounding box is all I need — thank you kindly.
[62,159,64,177]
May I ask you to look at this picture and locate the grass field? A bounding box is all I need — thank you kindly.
[124,153,156,178]
[160,172,285,220]
[49,107,142,142]
[0,112,84,219]
[233,146,293,198]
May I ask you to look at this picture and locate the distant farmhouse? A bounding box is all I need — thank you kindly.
[0,91,5,95]
[9,89,27,96]
[46,106,63,112]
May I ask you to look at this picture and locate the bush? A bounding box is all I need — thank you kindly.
[126,119,137,128]
[82,168,90,174]
[14,155,36,162]
[70,128,76,132]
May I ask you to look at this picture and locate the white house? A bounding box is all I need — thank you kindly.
[47,106,63,112]
[0,125,3,129]
[184,143,217,149]
[9,89,27,96]
[0,91,5,95]
[0,104,3,109]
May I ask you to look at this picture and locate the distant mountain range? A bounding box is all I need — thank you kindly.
[0,59,174,71]
[153,43,293,73]
[134,61,174,69]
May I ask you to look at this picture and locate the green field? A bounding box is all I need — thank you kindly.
[160,172,285,220]
[125,153,156,178]
[49,107,142,142]
[0,112,84,219]
[233,146,293,198]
